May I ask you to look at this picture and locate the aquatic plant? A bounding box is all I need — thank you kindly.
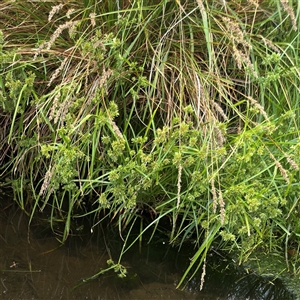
[0,0,300,289]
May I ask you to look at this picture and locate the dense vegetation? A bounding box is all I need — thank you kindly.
[1,0,300,288]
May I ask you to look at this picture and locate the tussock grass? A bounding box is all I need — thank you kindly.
[1,0,300,288]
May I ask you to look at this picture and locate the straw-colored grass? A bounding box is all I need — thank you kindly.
[1,0,300,289]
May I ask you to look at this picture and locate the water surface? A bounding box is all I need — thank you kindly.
[0,198,295,299]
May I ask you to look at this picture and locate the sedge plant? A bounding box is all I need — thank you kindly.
[0,0,300,289]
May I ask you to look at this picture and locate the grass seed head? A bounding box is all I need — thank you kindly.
[280,0,297,31]
[48,4,64,22]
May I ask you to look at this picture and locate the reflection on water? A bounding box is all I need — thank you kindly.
[0,199,296,300]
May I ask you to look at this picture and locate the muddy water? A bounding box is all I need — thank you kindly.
[0,200,296,299]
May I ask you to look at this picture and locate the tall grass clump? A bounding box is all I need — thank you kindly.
[1,0,300,288]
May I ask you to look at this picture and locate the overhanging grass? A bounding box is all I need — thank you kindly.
[1,0,300,288]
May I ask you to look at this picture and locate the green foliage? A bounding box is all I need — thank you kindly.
[1,0,300,289]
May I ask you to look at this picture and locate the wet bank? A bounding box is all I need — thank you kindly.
[0,198,296,299]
